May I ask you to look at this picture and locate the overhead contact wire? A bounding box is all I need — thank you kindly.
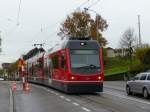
[17,0,22,25]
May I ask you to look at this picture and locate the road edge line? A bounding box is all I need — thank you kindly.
[9,89,15,112]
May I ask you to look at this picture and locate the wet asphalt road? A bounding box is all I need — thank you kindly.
[14,83,101,112]
[1,81,150,112]
[14,81,150,112]
[0,81,10,112]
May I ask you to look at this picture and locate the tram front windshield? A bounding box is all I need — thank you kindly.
[70,50,100,74]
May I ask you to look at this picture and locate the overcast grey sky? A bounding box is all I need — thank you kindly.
[0,0,150,64]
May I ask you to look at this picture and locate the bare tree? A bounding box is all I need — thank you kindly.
[119,28,136,57]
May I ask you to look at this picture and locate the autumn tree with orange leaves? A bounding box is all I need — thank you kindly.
[59,10,108,47]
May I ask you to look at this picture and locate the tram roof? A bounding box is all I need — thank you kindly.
[26,52,45,63]
[46,39,101,55]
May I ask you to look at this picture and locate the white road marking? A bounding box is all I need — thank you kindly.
[104,90,150,105]
[53,92,57,94]
[30,84,93,111]
[9,89,13,112]
[55,93,59,95]
[60,96,65,99]
[141,106,147,109]
[72,102,79,106]
[51,91,55,94]
[65,98,71,102]
[82,107,91,112]
[49,91,53,93]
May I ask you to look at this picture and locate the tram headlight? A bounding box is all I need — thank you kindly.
[80,42,86,46]
[98,76,102,80]
[71,76,75,80]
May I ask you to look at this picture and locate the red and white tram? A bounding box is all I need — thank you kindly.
[25,39,104,93]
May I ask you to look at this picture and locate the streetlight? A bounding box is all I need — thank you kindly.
[84,8,99,41]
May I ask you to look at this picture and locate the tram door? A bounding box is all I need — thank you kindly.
[48,58,52,84]
[60,52,67,80]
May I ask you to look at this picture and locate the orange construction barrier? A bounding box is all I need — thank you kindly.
[24,82,31,92]
[12,81,17,91]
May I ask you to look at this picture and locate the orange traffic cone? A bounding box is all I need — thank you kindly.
[12,81,17,91]
[25,82,30,92]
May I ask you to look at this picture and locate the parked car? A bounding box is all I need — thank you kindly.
[126,72,150,98]
[146,70,150,72]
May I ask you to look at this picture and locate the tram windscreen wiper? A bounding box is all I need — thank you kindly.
[89,64,100,68]
[76,64,100,69]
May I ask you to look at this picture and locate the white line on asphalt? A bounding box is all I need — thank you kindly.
[49,91,53,93]
[55,93,59,95]
[65,98,71,102]
[9,89,14,112]
[54,92,58,94]
[82,107,91,112]
[60,96,65,99]
[72,102,79,106]
[51,91,55,94]
[104,90,150,105]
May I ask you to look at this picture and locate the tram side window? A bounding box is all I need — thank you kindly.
[37,60,43,68]
[32,64,34,76]
[28,64,32,75]
[61,55,66,69]
[147,74,150,80]
[52,55,59,69]
[44,59,49,77]
[48,58,52,78]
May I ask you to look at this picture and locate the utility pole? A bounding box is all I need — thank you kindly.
[138,15,142,47]
[96,14,99,41]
